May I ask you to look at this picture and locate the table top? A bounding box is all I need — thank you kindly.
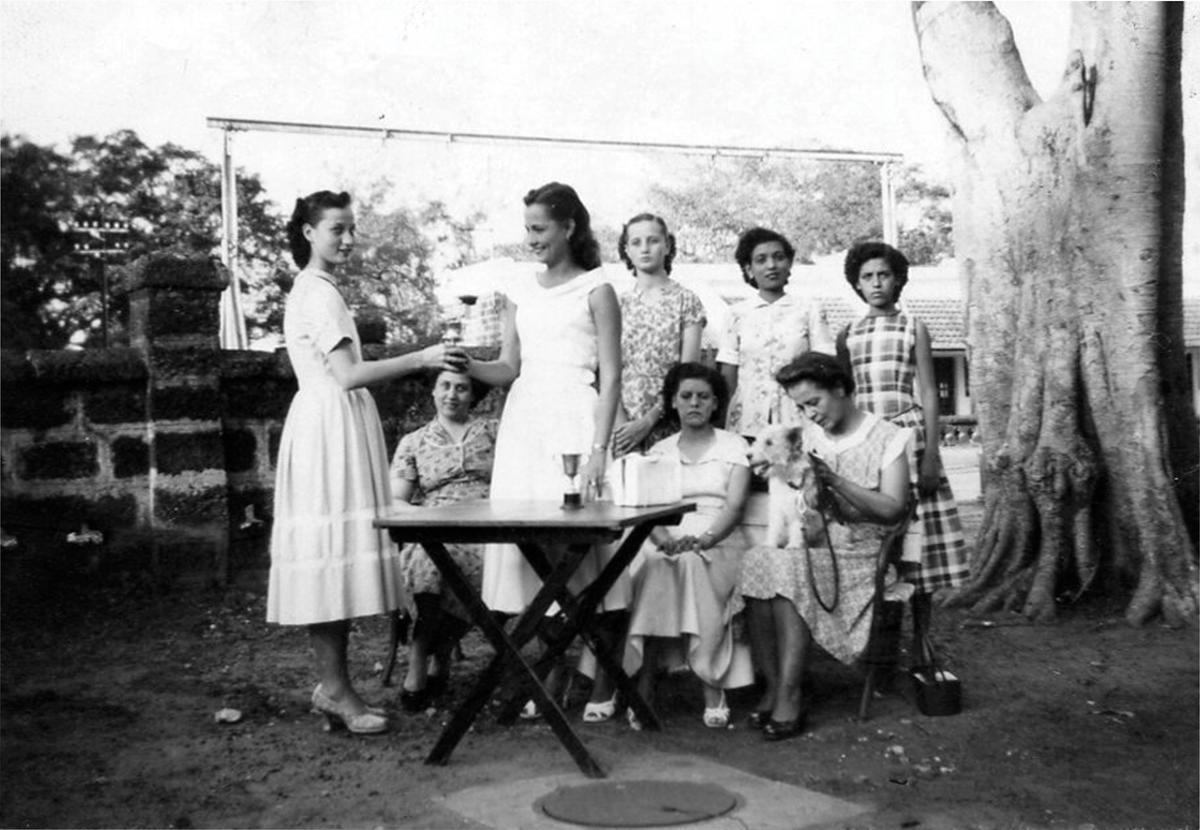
[375,499,695,545]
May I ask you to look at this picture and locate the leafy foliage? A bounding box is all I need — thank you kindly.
[1,130,282,349]
[1,136,85,349]
[895,165,954,265]
[642,157,953,265]
[323,196,483,347]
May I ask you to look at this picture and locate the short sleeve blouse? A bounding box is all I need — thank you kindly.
[716,293,834,436]
[283,270,360,388]
[390,417,499,507]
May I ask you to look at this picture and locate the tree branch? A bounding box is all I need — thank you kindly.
[911,1,1040,144]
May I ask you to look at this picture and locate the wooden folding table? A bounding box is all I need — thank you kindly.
[376,499,694,778]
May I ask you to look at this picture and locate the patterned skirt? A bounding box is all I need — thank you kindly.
[887,409,969,593]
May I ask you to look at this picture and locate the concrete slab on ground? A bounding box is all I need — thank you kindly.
[435,750,871,829]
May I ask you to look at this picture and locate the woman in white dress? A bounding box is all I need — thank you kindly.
[267,190,460,735]
[623,362,755,730]
[459,182,622,716]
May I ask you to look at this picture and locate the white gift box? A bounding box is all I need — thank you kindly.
[609,453,682,507]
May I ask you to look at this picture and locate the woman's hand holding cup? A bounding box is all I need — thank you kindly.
[419,343,469,373]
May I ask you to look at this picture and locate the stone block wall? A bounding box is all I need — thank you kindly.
[1,255,493,591]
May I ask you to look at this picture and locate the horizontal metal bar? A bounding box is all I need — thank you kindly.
[206,116,903,164]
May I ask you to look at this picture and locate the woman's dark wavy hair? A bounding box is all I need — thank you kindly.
[617,213,676,275]
[661,361,729,427]
[774,351,855,396]
[523,182,601,271]
[734,227,795,288]
[843,241,910,302]
[287,190,352,269]
[429,368,490,411]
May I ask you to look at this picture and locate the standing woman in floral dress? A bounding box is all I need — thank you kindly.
[574,211,708,723]
[717,227,834,443]
[611,212,706,457]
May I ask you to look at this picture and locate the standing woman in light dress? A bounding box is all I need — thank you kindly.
[577,212,707,723]
[267,190,460,735]
[717,227,834,443]
[459,182,623,713]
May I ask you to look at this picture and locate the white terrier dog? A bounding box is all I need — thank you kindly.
[748,425,825,549]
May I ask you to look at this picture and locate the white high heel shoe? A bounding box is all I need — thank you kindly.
[702,692,730,729]
[311,685,388,735]
[582,694,618,723]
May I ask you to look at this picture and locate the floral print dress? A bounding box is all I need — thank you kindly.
[618,280,706,447]
[717,293,833,439]
[389,416,499,621]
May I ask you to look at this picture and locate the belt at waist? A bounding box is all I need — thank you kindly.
[515,363,595,387]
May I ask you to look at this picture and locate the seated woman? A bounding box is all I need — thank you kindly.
[389,368,498,712]
[623,362,755,729]
[740,352,909,740]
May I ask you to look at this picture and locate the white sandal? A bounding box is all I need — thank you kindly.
[582,695,618,723]
[702,692,730,729]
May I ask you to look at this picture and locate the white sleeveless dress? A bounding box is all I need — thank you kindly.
[481,268,630,614]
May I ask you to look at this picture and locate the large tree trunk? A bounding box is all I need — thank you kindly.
[912,1,1198,625]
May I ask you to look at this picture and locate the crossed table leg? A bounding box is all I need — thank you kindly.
[417,519,671,778]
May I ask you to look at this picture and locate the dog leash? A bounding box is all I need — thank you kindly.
[805,505,840,613]
[788,478,841,613]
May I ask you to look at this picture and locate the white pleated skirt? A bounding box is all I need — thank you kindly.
[266,384,402,625]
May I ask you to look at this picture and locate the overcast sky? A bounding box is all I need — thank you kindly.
[1,1,1082,232]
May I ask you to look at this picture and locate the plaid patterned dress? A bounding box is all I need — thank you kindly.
[840,312,969,593]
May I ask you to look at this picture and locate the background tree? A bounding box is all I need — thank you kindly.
[645,158,879,263]
[276,195,483,347]
[1,130,283,349]
[895,164,954,265]
[1,136,82,350]
[641,157,952,265]
[913,1,1197,624]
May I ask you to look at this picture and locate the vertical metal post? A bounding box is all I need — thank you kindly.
[219,128,247,349]
[879,162,898,246]
[95,257,109,348]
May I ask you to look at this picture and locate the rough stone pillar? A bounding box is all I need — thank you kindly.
[120,255,233,583]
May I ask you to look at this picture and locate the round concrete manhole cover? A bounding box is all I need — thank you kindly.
[537,780,739,827]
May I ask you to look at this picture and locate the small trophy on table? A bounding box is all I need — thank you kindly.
[561,453,583,509]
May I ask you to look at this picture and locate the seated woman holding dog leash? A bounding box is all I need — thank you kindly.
[740,352,910,741]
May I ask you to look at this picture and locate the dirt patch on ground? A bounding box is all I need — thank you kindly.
[2,502,1197,829]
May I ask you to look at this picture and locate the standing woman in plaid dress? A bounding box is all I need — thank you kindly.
[837,242,969,662]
